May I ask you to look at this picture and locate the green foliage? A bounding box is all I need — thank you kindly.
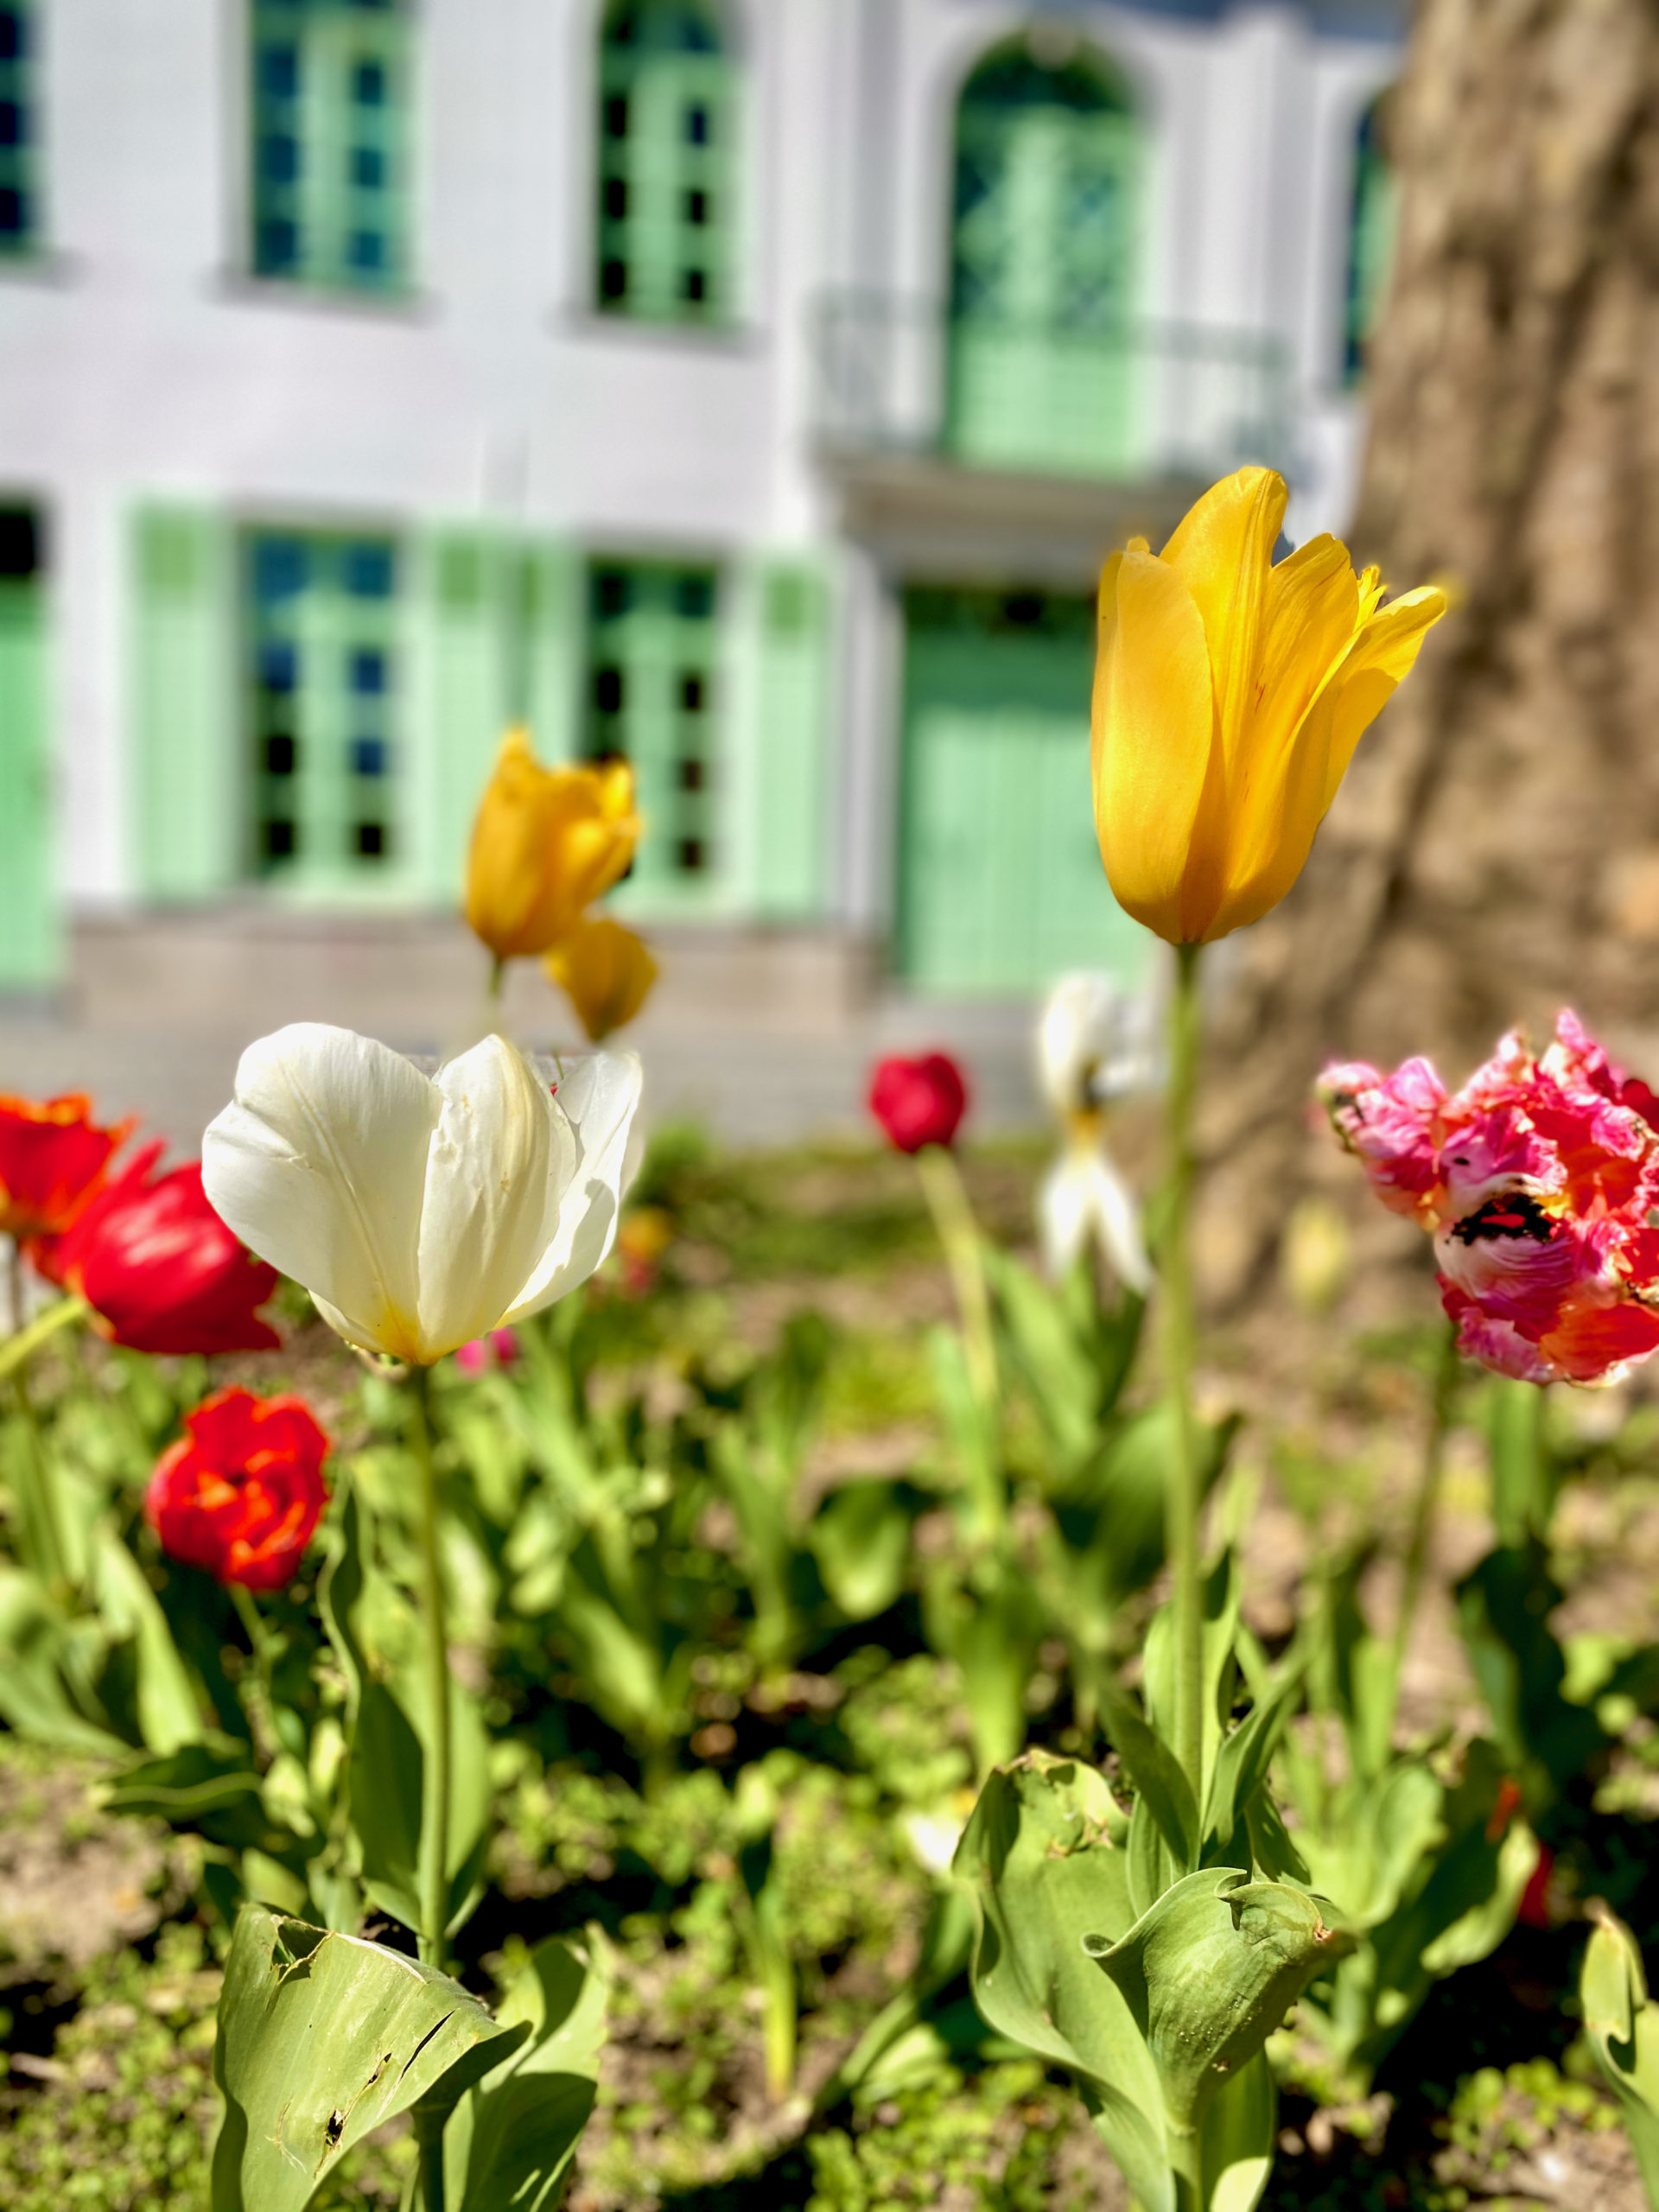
[1581,1904,1659,2205]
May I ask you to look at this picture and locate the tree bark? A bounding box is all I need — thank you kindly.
[1202,0,1659,1305]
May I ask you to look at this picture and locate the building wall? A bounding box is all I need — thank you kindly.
[0,0,1406,981]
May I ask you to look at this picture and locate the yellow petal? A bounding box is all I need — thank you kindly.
[544,916,658,1042]
[1202,581,1446,938]
[464,736,643,961]
[1159,466,1287,764]
[1090,548,1214,943]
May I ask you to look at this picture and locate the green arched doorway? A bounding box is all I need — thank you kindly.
[948,35,1143,476]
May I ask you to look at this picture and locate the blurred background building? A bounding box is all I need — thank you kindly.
[0,0,1402,1137]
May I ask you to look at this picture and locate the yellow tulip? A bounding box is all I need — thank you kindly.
[544,914,658,1042]
[465,729,641,961]
[1090,467,1447,945]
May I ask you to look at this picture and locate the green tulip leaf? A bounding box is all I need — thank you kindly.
[445,1931,608,2212]
[1097,1675,1199,1873]
[1084,1868,1352,2136]
[810,1479,917,1622]
[210,1904,529,2212]
[956,1752,1168,2211]
[1581,1903,1659,2206]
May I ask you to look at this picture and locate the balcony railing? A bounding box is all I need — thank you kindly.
[810,291,1293,486]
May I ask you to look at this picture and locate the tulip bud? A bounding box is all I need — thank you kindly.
[1090,466,1446,944]
[464,728,641,962]
[868,1053,969,1154]
[543,914,658,1042]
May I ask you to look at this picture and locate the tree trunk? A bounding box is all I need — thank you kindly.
[1202,0,1659,1306]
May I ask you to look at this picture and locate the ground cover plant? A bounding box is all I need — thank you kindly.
[8,467,1659,2209]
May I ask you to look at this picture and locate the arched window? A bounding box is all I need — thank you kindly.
[949,33,1142,474]
[1344,89,1396,385]
[595,0,734,326]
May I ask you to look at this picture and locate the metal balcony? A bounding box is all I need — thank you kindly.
[810,290,1293,484]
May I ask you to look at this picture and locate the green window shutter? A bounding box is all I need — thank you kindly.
[596,1,735,326]
[724,559,832,921]
[404,528,515,907]
[132,507,238,903]
[519,541,585,766]
[0,0,41,258]
[949,39,1142,475]
[0,540,59,988]
[251,0,412,294]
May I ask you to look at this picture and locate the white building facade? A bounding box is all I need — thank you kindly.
[0,0,1403,1002]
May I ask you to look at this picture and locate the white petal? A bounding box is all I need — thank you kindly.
[1038,972,1128,1116]
[1039,1152,1092,1281]
[414,1034,575,1360]
[505,1051,643,1322]
[201,1023,436,1357]
[1084,1152,1154,1295]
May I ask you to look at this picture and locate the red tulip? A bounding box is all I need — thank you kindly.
[46,1141,281,1355]
[0,1091,133,1241]
[1516,1843,1555,1929]
[868,1053,969,1154]
[147,1387,328,1589]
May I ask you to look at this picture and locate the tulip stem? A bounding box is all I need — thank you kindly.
[1383,1314,1461,1753]
[10,1366,69,1598]
[1163,942,1205,1808]
[487,956,505,1006]
[0,1294,89,1383]
[229,1582,278,1767]
[408,1363,453,1979]
[915,1144,1001,1535]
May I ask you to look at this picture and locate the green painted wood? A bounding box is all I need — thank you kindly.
[750,561,830,920]
[0,0,40,258]
[251,0,410,293]
[897,587,1152,996]
[1344,92,1396,385]
[133,507,238,902]
[596,1,734,326]
[404,527,517,906]
[949,40,1142,477]
[520,540,585,767]
[0,569,58,987]
[587,558,721,914]
[245,529,404,899]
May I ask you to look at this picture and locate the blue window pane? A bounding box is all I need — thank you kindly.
[0,186,29,237]
[677,574,713,619]
[352,60,385,105]
[0,13,27,63]
[351,648,386,695]
[0,103,25,149]
[254,538,308,601]
[347,228,386,271]
[351,144,385,189]
[257,217,300,271]
[259,46,299,99]
[685,105,709,147]
[262,133,300,183]
[351,738,387,778]
[259,642,299,694]
[344,543,394,597]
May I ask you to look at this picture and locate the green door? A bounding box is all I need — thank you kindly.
[898,587,1150,995]
[0,506,57,988]
[950,38,1141,477]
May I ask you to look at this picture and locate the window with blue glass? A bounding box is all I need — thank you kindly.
[0,1,40,257]
[246,530,400,883]
[587,559,719,893]
[596,0,735,325]
[251,0,410,293]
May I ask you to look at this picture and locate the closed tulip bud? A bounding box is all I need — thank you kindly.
[1091,466,1446,945]
[868,1053,969,1154]
[544,915,658,1042]
[465,728,641,962]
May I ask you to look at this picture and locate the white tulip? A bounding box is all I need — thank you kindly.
[1035,974,1152,1294]
[1037,971,1147,1119]
[200,1024,642,1363]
